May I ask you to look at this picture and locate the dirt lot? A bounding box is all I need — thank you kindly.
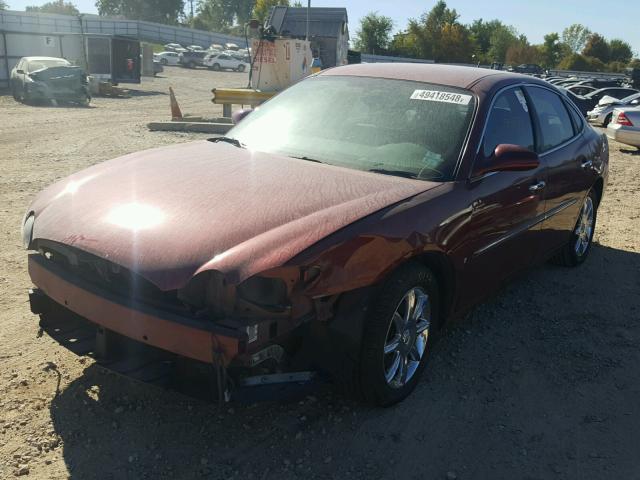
[1,66,640,480]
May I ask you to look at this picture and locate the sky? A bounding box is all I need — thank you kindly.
[6,0,640,54]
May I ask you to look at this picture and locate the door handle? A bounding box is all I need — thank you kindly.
[529,181,546,193]
[581,159,594,170]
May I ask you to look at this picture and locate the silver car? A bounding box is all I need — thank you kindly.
[10,56,90,105]
[607,107,640,148]
[589,93,640,126]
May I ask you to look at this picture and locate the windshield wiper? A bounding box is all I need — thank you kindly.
[367,168,418,179]
[208,136,245,148]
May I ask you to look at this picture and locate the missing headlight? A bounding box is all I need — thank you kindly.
[237,276,288,308]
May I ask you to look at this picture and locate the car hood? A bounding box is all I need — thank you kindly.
[29,141,438,290]
[598,95,620,106]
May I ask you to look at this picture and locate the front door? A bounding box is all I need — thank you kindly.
[456,86,547,308]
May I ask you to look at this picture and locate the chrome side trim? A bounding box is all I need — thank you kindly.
[472,198,578,257]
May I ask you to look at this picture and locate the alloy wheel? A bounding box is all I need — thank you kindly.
[575,196,594,256]
[383,287,431,388]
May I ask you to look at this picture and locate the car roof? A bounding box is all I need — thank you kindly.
[319,63,539,91]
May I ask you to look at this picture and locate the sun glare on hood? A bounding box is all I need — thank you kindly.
[105,203,165,231]
[55,175,96,199]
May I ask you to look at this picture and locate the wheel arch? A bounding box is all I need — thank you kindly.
[409,251,457,329]
[592,177,604,207]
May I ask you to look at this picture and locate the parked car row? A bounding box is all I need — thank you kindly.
[156,42,251,71]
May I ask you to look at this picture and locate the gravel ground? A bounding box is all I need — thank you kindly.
[1,67,640,480]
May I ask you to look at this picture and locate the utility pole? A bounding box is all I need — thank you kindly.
[189,0,194,26]
[305,0,310,41]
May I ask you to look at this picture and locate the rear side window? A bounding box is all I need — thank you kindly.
[526,86,575,152]
[482,87,535,158]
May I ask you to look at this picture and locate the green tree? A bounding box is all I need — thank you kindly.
[487,24,519,63]
[193,0,234,31]
[506,38,540,65]
[538,32,562,68]
[562,24,591,53]
[400,1,472,62]
[608,39,633,64]
[194,0,253,32]
[253,0,288,24]
[0,1,7,10]
[469,19,504,63]
[582,33,609,63]
[353,12,393,54]
[26,1,80,15]
[629,58,640,69]
[95,0,185,24]
[558,53,605,72]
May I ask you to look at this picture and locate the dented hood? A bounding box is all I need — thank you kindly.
[29,141,438,290]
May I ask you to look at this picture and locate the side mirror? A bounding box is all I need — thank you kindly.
[16,69,24,74]
[474,144,539,177]
[232,108,253,124]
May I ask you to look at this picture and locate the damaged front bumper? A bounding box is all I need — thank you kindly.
[28,253,247,365]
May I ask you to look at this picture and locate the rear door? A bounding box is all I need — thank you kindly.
[524,85,595,257]
[458,86,547,307]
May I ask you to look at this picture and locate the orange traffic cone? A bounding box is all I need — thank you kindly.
[169,86,183,120]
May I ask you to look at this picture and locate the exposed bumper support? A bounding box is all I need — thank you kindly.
[28,254,243,365]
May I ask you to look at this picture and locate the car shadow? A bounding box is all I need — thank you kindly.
[620,148,640,155]
[127,89,167,97]
[48,243,640,479]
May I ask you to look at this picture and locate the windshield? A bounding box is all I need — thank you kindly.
[228,76,476,181]
[27,59,69,72]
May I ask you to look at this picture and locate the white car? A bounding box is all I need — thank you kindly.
[153,51,180,66]
[204,53,249,72]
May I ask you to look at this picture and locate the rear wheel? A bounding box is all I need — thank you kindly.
[236,64,245,72]
[161,58,168,66]
[212,63,221,71]
[357,263,439,406]
[188,61,196,69]
[551,189,598,267]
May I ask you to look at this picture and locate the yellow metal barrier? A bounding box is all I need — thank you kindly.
[211,88,275,117]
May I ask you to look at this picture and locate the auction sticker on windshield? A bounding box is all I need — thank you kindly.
[410,90,472,105]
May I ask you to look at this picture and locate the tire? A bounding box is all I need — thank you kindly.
[12,84,19,101]
[357,263,440,406]
[22,86,30,104]
[236,64,245,72]
[161,58,168,66]
[212,63,221,71]
[79,95,91,107]
[188,61,196,69]
[551,189,598,267]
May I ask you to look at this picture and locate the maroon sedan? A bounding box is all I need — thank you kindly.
[23,64,608,405]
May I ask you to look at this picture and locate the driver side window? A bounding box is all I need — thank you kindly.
[482,88,535,159]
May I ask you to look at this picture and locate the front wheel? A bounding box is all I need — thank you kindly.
[161,58,168,66]
[551,189,598,267]
[357,263,440,406]
[236,64,245,72]
[212,63,221,71]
